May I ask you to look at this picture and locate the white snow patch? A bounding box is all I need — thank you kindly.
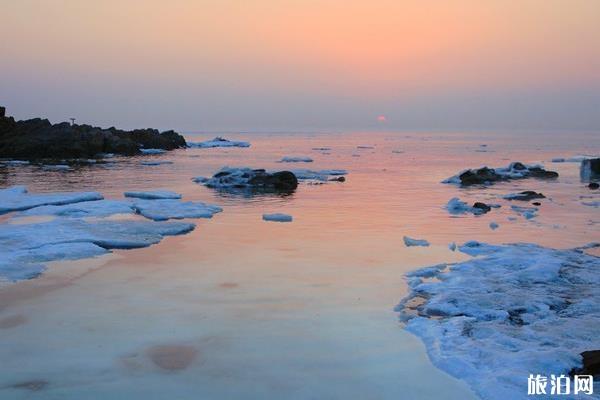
[397,241,600,400]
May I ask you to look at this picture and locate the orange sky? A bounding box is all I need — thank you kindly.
[2,0,599,130]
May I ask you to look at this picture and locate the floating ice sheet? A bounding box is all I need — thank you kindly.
[132,199,222,221]
[0,186,103,214]
[397,241,600,400]
[262,213,293,222]
[188,137,250,148]
[124,190,182,200]
[0,219,195,282]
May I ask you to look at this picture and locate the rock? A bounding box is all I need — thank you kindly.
[581,158,600,181]
[472,202,492,214]
[329,176,345,182]
[503,191,546,201]
[199,167,298,192]
[532,202,542,206]
[444,162,558,186]
[570,350,600,378]
[0,113,186,159]
[589,182,599,190]
[0,106,5,118]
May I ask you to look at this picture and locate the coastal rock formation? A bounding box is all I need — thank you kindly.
[195,167,299,192]
[443,162,558,186]
[503,191,546,201]
[0,112,186,159]
[580,158,600,181]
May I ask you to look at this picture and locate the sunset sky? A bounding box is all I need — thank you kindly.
[2,0,599,131]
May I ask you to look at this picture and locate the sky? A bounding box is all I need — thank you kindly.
[1,0,599,132]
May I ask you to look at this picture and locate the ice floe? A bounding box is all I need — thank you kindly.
[489,221,499,230]
[19,199,134,218]
[262,213,293,222]
[397,241,600,400]
[0,186,103,214]
[279,156,313,163]
[511,205,538,219]
[131,199,222,221]
[403,236,430,247]
[0,219,195,282]
[445,198,494,215]
[140,160,173,166]
[187,137,250,148]
[42,164,71,171]
[140,148,167,155]
[291,169,348,182]
[124,190,182,200]
[443,162,558,186]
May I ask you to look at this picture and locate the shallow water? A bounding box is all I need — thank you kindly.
[0,131,598,399]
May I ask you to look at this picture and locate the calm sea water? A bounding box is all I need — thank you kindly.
[0,131,598,399]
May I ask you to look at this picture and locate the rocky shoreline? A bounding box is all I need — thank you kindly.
[0,109,187,160]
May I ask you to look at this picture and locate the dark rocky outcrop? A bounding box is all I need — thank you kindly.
[581,158,600,182]
[570,350,600,378]
[472,202,492,214]
[198,167,298,193]
[0,112,186,160]
[504,191,546,201]
[589,182,599,190]
[329,176,346,182]
[446,162,558,186]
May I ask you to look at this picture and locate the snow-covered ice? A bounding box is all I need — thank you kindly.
[187,137,250,148]
[132,199,222,221]
[279,156,313,163]
[19,200,135,218]
[124,190,182,200]
[0,218,195,282]
[403,236,430,247]
[445,198,489,215]
[0,186,103,214]
[262,213,293,222]
[397,241,600,400]
[291,169,348,182]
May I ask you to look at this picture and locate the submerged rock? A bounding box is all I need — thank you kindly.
[472,202,492,214]
[570,350,600,378]
[197,167,298,192]
[503,191,546,201]
[444,162,558,186]
[0,112,186,159]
